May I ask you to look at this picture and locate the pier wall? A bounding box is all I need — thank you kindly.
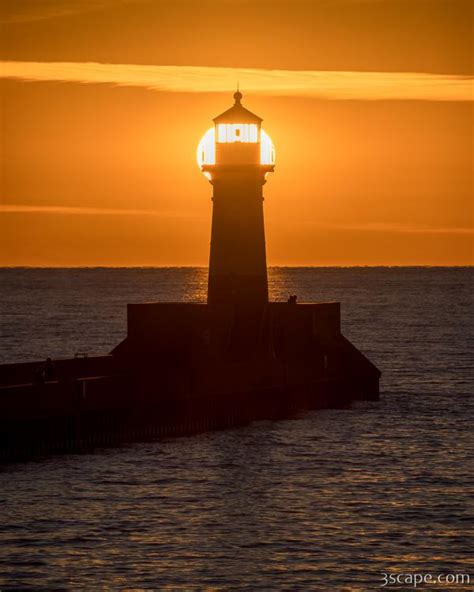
[0,301,380,461]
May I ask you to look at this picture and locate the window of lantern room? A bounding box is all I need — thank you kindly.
[217,124,259,143]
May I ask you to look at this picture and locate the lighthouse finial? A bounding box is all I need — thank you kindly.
[234,82,242,103]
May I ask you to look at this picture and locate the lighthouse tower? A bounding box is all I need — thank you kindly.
[111,91,380,428]
[198,92,275,306]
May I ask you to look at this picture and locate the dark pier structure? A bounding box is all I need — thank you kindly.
[0,93,380,460]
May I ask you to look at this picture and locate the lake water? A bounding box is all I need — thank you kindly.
[0,267,472,590]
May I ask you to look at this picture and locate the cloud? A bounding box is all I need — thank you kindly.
[1,205,472,235]
[326,222,474,235]
[0,0,407,24]
[1,61,472,101]
[1,0,139,24]
[0,204,199,218]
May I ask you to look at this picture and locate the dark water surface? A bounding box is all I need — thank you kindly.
[0,268,473,590]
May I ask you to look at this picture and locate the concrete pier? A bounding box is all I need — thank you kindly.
[0,301,379,461]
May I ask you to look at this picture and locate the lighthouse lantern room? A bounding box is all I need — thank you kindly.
[197,92,275,172]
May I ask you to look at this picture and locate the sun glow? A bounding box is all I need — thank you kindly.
[197,127,216,168]
[260,129,276,165]
[197,126,275,171]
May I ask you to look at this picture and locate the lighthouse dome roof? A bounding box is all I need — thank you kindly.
[213,92,263,124]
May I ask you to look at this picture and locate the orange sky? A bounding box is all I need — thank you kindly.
[1,0,473,266]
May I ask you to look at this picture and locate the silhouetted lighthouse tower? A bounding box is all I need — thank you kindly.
[198,92,275,306]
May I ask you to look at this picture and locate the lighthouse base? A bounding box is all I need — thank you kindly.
[0,301,380,461]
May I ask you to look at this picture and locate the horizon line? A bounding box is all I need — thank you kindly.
[1,265,473,269]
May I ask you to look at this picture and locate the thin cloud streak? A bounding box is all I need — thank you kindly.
[324,222,474,235]
[1,205,472,235]
[0,204,200,218]
[1,0,140,24]
[1,61,472,101]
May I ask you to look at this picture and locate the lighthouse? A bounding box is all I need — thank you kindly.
[198,92,276,306]
[0,92,381,459]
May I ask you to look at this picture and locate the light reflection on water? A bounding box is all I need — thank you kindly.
[0,267,472,589]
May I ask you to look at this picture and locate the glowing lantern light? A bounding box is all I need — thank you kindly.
[197,127,275,170]
[197,92,275,176]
